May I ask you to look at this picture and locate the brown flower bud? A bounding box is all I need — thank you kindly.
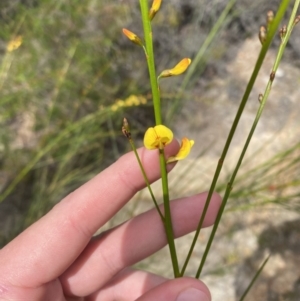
[259,26,267,45]
[122,28,143,47]
[267,10,274,25]
[122,118,131,139]
[279,25,287,39]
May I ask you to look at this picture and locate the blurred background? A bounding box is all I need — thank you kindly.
[0,0,300,300]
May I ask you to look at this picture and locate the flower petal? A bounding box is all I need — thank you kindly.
[159,58,191,78]
[167,137,194,163]
[144,125,173,150]
[149,0,162,21]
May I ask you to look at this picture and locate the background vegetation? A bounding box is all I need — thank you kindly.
[0,1,300,299]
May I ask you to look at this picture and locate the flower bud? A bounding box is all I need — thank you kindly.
[279,25,287,40]
[267,11,274,26]
[122,28,143,47]
[258,26,267,45]
[122,118,131,140]
[149,0,162,21]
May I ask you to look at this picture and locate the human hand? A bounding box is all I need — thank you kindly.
[0,140,221,301]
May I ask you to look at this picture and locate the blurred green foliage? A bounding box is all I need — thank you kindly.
[1,0,299,251]
[0,0,155,244]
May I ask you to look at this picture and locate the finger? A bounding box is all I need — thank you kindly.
[135,277,210,301]
[0,140,179,287]
[61,192,221,297]
[86,268,167,301]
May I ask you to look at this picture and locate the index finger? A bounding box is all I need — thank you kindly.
[0,140,179,287]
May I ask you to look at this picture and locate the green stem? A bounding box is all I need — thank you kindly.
[195,0,296,278]
[180,0,291,277]
[160,149,180,278]
[129,139,164,221]
[166,0,237,122]
[239,255,270,301]
[139,0,179,277]
[139,0,161,125]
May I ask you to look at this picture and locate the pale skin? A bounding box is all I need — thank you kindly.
[0,139,221,301]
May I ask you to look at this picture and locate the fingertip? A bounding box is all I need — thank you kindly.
[136,277,211,301]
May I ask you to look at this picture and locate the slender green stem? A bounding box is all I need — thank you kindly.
[239,255,270,301]
[195,0,297,278]
[180,0,291,277]
[160,149,180,278]
[139,0,179,277]
[166,0,237,123]
[139,0,161,125]
[129,139,164,221]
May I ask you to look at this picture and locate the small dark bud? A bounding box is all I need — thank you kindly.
[279,25,287,39]
[270,71,275,81]
[122,118,131,139]
[258,93,263,103]
[259,26,267,44]
[267,10,274,25]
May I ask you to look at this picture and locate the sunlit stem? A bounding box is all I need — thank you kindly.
[159,148,180,278]
[129,139,164,221]
[239,255,270,301]
[139,0,179,277]
[139,0,161,125]
[195,0,295,278]
[180,0,291,277]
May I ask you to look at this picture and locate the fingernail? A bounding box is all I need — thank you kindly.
[176,287,210,301]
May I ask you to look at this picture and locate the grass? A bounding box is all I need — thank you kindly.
[0,0,235,244]
[0,0,152,244]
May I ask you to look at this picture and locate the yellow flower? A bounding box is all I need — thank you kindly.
[7,36,23,52]
[158,58,191,78]
[144,125,173,150]
[167,137,194,163]
[122,28,143,47]
[149,0,162,21]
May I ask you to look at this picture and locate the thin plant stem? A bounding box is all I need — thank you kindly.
[160,149,180,278]
[139,0,179,278]
[129,139,164,221]
[183,0,236,86]
[180,0,291,277]
[239,255,270,301]
[139,0,161,125]
[166,0,237,123]
[195,0,297,278]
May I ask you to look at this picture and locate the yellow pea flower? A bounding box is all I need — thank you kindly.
[158,58,191,78]
[7,36,23,52]
[149,0,162,21]
[167,137,194,163]
[122,28,143,47]
[144,125,173,150]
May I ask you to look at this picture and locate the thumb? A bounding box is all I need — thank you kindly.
[136,277,211,301]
